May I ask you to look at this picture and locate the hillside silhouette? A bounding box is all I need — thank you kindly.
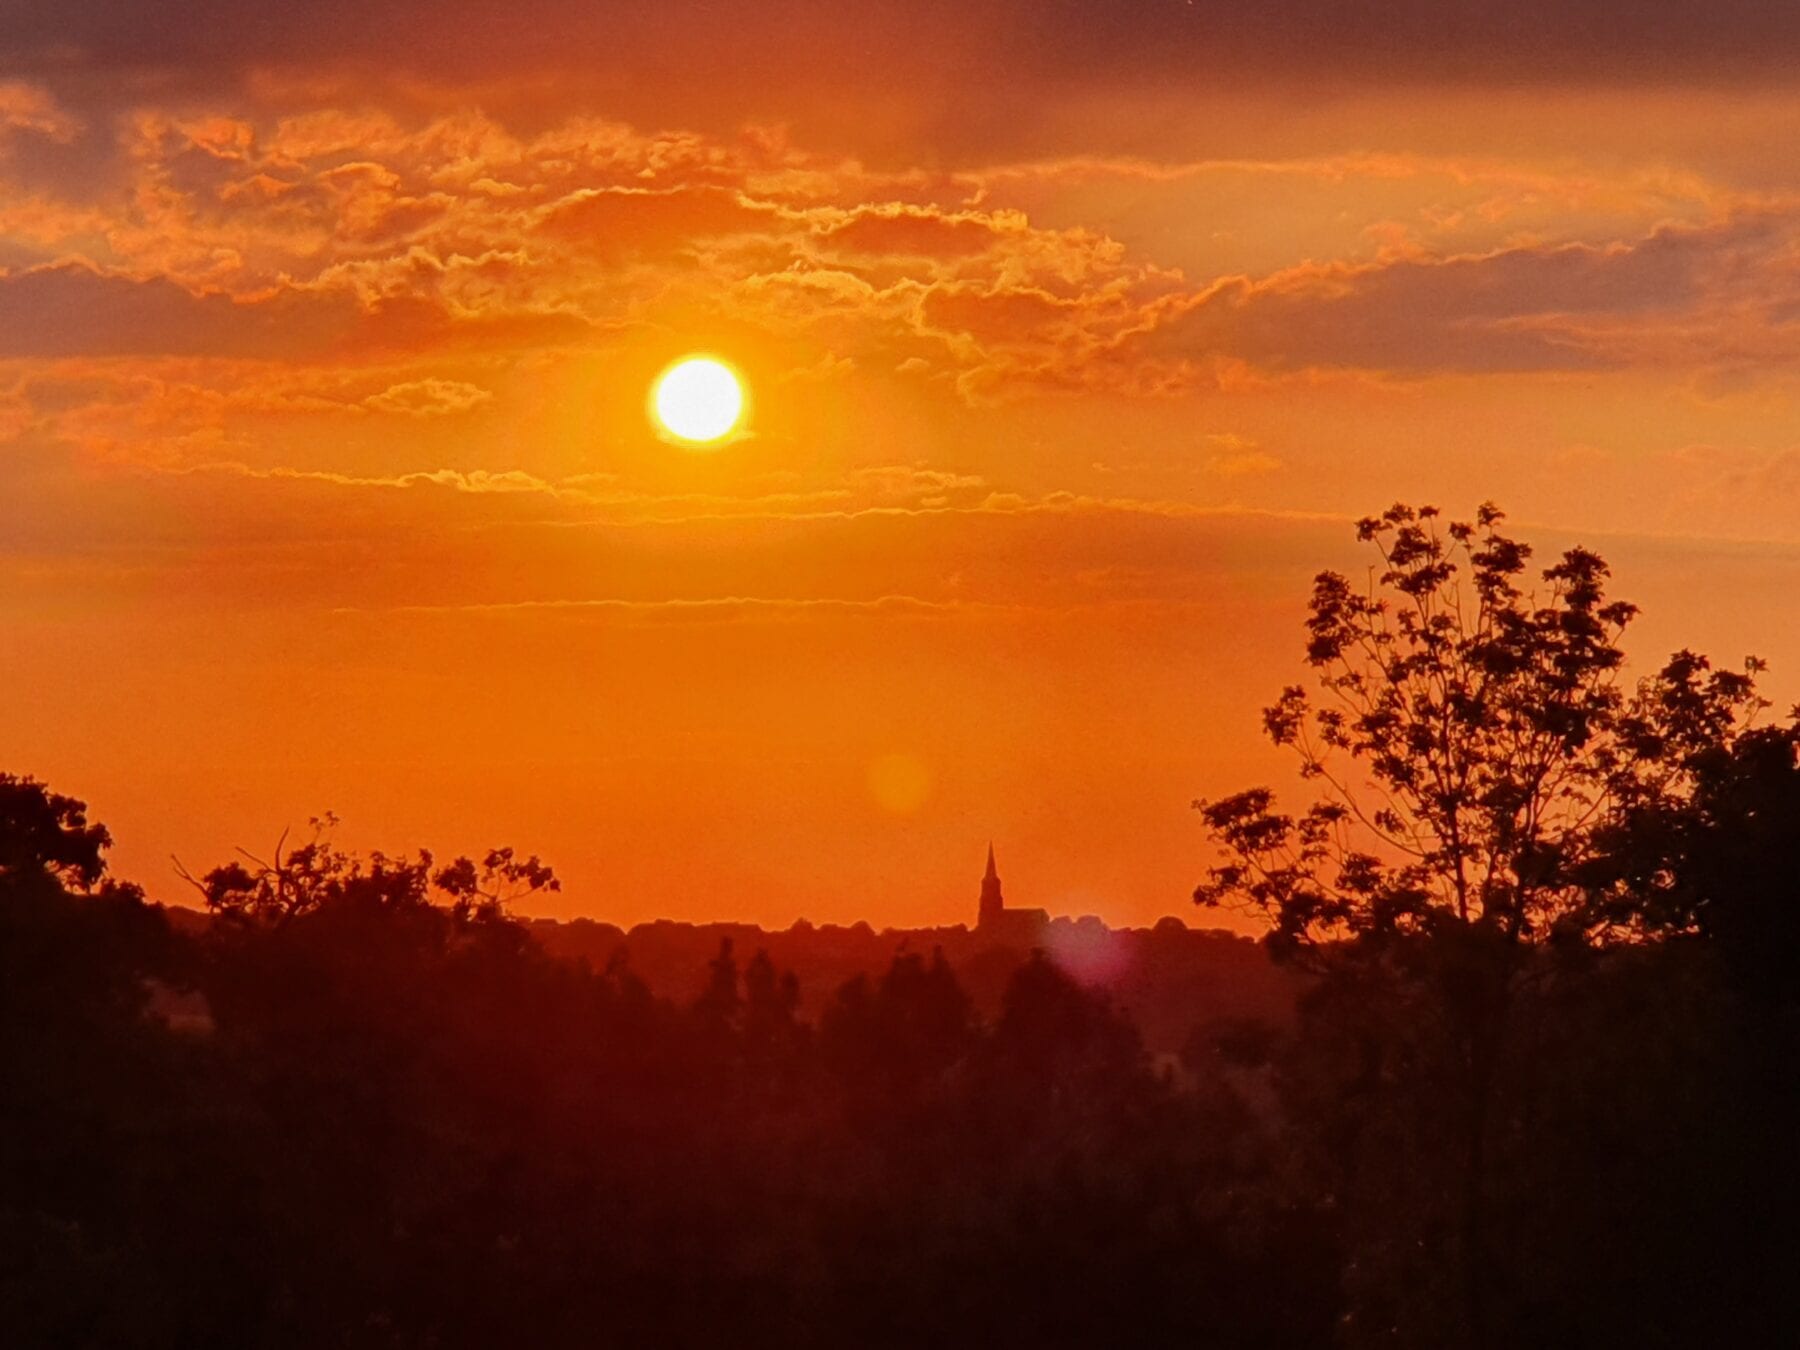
[2,504,1795,1348]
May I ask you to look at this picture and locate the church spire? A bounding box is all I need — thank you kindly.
[978,842,1004,929]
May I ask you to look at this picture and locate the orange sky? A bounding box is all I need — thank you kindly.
[7,4,1800,928]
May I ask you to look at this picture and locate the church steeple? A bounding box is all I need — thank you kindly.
[978,843,1004,929]
[973,842,1049,940]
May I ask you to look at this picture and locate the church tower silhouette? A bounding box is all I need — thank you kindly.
[975,844,1048,938]
[978,842,1005,929]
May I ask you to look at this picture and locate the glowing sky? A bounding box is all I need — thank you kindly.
[7,2,1800,927]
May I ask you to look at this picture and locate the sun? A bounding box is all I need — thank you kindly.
[650,355,746,444]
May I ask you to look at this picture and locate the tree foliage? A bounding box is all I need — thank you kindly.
[1590,720,1800,1005]
[1195,503,1765,958]
[0,772,120,893]
[181,813,558,929]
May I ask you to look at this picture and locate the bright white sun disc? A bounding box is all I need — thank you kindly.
[652,356,744,443]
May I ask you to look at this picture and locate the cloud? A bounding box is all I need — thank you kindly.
[364,378,492,416]
[7,95,1800,450]
[820,207,1008,259]
[538,185,783,259]
[0,262,592,360]
[12,2,1800,110]
[1142,216,1797,374]
[0,104,1175,392]
[0,263,359,358]
[0,81,77,143]
[24,92,1785,396]
[1202,436,1281,477]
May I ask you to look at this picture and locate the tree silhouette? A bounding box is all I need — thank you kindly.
[0,778,180,1346]
[695,936,741,1024]
[181,814,556,930]
[1591,719,1800,1004]
[0,774,165,1024]
[434,846,561,923]
[1195,503,1764,956]
[1584,717,1800,1328]
[1192,502,1768,1345]
[820,947,975,1128]
[0,772,118,892]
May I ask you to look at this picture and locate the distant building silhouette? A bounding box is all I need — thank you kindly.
[975,844,1048,942]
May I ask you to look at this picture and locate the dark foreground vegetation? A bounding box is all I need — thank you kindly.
[3,506,1795,1348]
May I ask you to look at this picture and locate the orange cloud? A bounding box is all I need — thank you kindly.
[821,207,1007,258]
[363,377,493,416]
[0,81,77,143]
[538,186,784,259]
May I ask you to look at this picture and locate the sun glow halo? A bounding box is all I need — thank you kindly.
[651,356,746,444]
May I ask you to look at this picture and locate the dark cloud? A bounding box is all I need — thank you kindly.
[0,264,359,358]
[1145,217,1791,374]
[8,2,1800,126]
[0,263,591,359]
[1011,1,1800,86]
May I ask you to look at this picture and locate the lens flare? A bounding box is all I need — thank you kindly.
[868,752,932,815]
